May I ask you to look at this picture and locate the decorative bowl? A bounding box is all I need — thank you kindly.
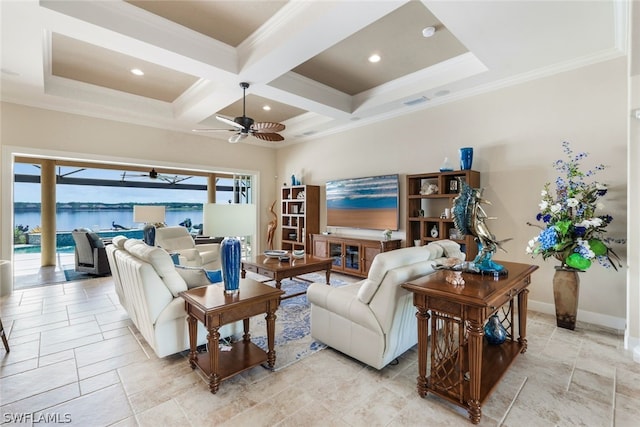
[264,250,287,258]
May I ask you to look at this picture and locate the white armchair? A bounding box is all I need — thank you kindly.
[308,240,465,369]
[155,226,220,270]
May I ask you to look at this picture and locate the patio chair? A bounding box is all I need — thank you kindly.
[71,230,111,275]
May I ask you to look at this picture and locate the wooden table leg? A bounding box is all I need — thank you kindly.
[208,327,221,394]
[186,314,197,369]
[466,317,483,424]
[243,318,250,342]
[265,308,277,369]
[325,268,331,285]
[241,267,246,279]
[416,307,429,397]
[518,288,529,353]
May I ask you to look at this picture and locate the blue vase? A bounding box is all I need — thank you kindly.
[460,147,473,170]
[220,237,241,294]
[484,314,507,345]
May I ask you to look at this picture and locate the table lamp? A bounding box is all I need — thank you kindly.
[133,205,166,246]
[203,203,256,294]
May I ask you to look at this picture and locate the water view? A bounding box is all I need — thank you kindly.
[14,208,203,232]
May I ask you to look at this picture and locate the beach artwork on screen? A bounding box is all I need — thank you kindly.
[326,174,399,230]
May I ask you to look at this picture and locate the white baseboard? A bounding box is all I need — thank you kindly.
[527,299,626,331]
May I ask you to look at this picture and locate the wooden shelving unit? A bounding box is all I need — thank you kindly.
[406,170,480,261]
[280,185,319,253]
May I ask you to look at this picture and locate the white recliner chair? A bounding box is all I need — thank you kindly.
[155,226,221,270]
[307,240,465,369]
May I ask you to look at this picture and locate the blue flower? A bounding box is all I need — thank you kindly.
[538,227,558,250]
[573,226,587,237]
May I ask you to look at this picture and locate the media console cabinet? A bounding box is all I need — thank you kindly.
[311,234,401,278]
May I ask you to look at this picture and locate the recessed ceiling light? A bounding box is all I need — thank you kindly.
[368,54,381,63]
[422,26,436,38]
[130,68,144,76]
[262,105,271,111]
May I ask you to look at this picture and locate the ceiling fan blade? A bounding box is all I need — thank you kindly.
[216,115,244,130]
[192,128,235,132]
[228,133,249,143]
[253,132,284,142]
[252,122,285,133]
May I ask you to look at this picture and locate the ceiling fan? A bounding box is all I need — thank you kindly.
[193,82,285,143]
[121,168,190,185]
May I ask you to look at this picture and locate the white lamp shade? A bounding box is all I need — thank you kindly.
[133,205,166,223]
[203,203,256,237]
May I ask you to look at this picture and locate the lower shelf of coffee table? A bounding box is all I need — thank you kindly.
[194,341,268,381]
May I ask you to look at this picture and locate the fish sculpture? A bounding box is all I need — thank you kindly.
[452,179,511,274]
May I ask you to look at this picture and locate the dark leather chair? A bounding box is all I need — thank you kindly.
[71,230,111,275]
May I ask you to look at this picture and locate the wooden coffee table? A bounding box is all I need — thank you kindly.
[180,279,284,394]
[241,254,332,299]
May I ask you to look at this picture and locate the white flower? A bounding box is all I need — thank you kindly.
[567,198,579,208]
[539,201,548,211]
[576,218,603,228]
[596,183,607,191]
[550,203,562,213]
[541,190,548,197]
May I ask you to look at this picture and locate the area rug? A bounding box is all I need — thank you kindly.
[245,272,350,371]
[63,268,109,282]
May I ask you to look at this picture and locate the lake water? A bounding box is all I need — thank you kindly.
[14,209,203,232]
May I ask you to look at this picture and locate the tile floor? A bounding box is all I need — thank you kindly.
[1,272,639,426]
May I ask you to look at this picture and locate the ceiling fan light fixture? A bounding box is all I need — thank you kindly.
[228,133,248,143]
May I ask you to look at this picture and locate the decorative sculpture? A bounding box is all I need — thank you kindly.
[266,200,277,250]
[453,179,511,275]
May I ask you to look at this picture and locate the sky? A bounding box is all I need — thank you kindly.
[13,163,213,204]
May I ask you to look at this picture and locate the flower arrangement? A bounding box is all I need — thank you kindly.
[382,229,392,241]
[526,141,622,271]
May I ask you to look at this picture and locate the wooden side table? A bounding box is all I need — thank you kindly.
[180,279,284,393]
[402,261,538,424]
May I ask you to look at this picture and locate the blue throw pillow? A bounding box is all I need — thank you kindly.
[204,269,222,283]
[170,253,180,265]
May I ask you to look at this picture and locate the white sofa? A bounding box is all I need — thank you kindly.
[155,226,221,270]
[307,240,465,369]
[106,236,236,358]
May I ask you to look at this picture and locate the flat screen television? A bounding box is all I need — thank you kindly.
[326,174,399,231]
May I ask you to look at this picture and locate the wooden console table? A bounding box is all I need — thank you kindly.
[402,261,538,424]
[180,279,284,393]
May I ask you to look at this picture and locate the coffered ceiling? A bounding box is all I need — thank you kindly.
[0,1,627,146]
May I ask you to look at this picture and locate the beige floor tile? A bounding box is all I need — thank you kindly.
[79,370,120,395]
[0,359,78,405]
[74,334,142,368]
[568,367,615,406]
[34,383,133,426]
[1,383,80,419]
[40,320,102,347]
[77,349,149,380]
[136,399,189,427]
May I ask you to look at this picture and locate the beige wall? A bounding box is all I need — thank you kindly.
[277,57,629,328]
[627,0,640,354]
[0,103,278,259]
